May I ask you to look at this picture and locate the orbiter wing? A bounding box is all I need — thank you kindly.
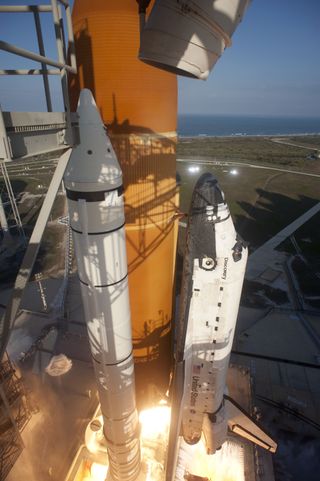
[225,395,277,453]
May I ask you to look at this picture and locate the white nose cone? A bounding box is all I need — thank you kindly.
[76,87,102,125]
[64,88,122,191]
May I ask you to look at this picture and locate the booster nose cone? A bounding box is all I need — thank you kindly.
[76,88,105,126]
[192,173,225,213]
[64,89,122,191]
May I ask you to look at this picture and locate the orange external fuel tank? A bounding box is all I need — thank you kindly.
[70,0,178,407]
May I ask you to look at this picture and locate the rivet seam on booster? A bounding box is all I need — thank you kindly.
[66,185,124,202]
[104,429,141,448]
[103,407,138,423]
[79,273,128,289]
[92,349,133,367]
[71,222,125,236]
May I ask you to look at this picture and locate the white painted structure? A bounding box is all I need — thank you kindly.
[180,174,248,450]
[139,0,251,79]
[167,174,276,478]
[64,90,140,481]
[0,193,9,235]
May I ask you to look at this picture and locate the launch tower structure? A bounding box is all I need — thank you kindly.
[0,3,78,480]
[0,0,76,359]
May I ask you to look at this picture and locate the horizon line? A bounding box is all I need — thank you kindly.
[178,113,320,119]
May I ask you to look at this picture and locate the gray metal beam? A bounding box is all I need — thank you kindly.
[51,0,73,144]
[57,0,69,7]
[0,149,72,360]
[0,106,12,160]
[0,5,52,13]
[0,107,28,236]
[0,194,9,233]
[0,40,76,74]
[64,1,76,71]
[51,0,70,104]
[0,383,24,448]
[58,3,67,62]
[0,69,60,75]
[0,161,24,235]
[33,10,53,112]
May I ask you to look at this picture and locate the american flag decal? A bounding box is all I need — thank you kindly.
[193,364,201,375]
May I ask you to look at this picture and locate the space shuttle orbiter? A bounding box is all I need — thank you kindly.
[167,173,277,478]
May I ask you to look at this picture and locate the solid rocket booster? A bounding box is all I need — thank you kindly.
[168,173,276,467]
[64,89,140,481]
[70,0,178,405]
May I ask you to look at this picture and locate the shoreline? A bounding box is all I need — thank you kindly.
[178,132,320,140]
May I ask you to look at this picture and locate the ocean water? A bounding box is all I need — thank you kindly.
[178,114,320,137]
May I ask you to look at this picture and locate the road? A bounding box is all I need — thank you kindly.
[269,137,318,151]
[177,158,320,178]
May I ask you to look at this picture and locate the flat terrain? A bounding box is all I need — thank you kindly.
[177,135,320,173]
[177,161,320,250]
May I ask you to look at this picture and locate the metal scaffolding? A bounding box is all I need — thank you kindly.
[0,1,76,118]
[0,107,25,239]
[0,3,78,478]
[0,356,31,480]
[0,1,76,235]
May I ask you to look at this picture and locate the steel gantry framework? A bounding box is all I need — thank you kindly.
[0,1,76,116]
[0,3,77,478]
[0,0,77,351]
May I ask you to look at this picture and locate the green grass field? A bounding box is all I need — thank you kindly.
[177,159,320,249]
[177,135,320,173]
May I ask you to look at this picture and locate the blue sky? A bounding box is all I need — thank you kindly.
[179,0,320,117]
[0,0,320,117]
